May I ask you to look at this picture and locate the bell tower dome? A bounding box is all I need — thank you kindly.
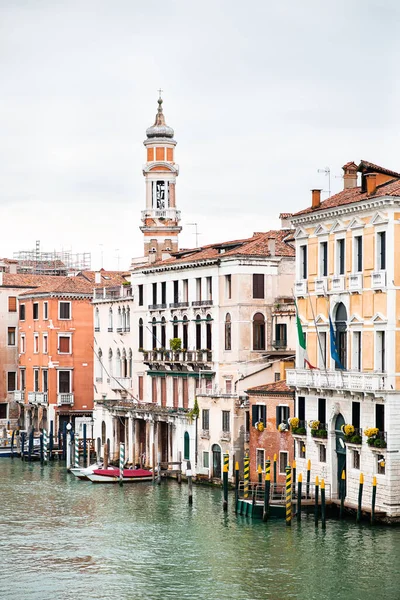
[140,93,182,260]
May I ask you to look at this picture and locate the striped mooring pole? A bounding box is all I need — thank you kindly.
[314,476,319,527]
[285,465,292,526]
[371,476,377,525]
[243,454,250,499]
[321,479,326,529]
[223,453,229,512]
[356,472,364,523]
[43,429,48,463]
[297,473,302,522]
[257,464,262,484]
[119,443,125,486]
[235,461,240,513]
[292,460,296,488]
[265,458,271,479]
[263,471,271,522]
[74,434,80,467]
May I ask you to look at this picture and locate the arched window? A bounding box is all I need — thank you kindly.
[206,314,212,350]
[122,307,126,332]
[225,313,232,350]
[126,307,130,332]
[138,318,144,350]
[183,316,188,349]
[161,316,166,349]
[117,308,122,331]
[152,317,157,350]
[184,431,190,460]
[108,348,113,376]
[335,302,347,369]
[128,349,132,378]
[101,421,106,445]
[95,307,100,332]
[108,308,113,332]
[173,316,179,340]
[253,312,265,350]
[116,348,121,377]
[196,315,202,350]
[96,348,103,381]
[122,348,127,378]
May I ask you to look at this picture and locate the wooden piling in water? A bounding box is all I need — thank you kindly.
[285,466,292,527]
[321,479,326,529]
[314,476,319,527]
[49,422,54,461]
[104,443,109,469]
[257,464,262,484]
[21,432,26,461]
[263,472,271,522]
[371,476,377,525]
[177,451,182,484]
[157,451,161,485]
[306,459,311,498]
[340,470,345,519]
[356,473,364,523]
[119,443,125,487]
[82,424,87,465]
[28,429,34,462]
[223,453,229,512]
[273,454,277,485]
[40,433,44,464]
[297,473,302,522]
[187,460,193,505]
[292,460,296,488]
[234,461,239,513]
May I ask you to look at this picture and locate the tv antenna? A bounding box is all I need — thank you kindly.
[317,166,331,197]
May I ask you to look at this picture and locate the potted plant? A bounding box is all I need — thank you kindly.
[309,420,320,437]
[364,427,379,446]
[170,338,182,351]
[289,417,299,433]
[342,424,361,444]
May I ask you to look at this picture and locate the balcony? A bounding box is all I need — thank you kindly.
[349,273,363,292]
[57,393,74,406]
[200,429,210,439]
[148,303,167,310]
[220,431,231,442]
[331,275,345,292]
[142,350,213,364]
[111,377,133,391]
[286,369,386,394]
[295,280,307,296]
[191,299,213,307]
[169,301,189,309]
[93,285,133,301]
[13,390,25,403]
[116,327,130,334]
[315,278,328,295]
[28,392,48,405]
[272,339,287,350]
[371,271,386,290]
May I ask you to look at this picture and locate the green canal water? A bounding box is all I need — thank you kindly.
[1,461,400,600]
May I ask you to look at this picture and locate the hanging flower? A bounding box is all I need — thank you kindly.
[308,420,320,430]
[344,424,355,436]
[289,417,299,429]
[364,427,379,438]
[257,422,265,432]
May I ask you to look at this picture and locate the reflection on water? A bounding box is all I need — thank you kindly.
[0,460,400,600]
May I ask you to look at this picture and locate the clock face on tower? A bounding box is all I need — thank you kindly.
[156,180,165,209]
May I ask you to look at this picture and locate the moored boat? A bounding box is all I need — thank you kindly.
[69,462,107,479]
[87,468,153,483]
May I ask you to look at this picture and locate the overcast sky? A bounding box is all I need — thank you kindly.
[1,0,399,270]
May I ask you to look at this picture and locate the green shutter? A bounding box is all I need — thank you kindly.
[184,431,190,460]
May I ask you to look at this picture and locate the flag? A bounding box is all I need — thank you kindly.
[295,301,316,369]
[329,315,344,370]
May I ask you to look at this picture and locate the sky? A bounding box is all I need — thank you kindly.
[1,0,400,271]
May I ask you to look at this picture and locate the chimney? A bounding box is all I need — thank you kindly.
[342,162,358,189]
[311,189,322,209]
[366,173,377,195]
[268,238,276,257]
[279,213,292,230]
[148,249,157,264]
[94,272,102,284]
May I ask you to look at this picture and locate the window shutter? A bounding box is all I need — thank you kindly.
[183,378,188,409]
[276,406,281,429]
[138,376,143,400]
[59,337,70,353]
[252,405,258,426]
[261,405,266,425]
[8,297,17,312]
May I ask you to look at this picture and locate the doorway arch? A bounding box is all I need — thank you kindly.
[212,443,222,479]
[335,413,346,498]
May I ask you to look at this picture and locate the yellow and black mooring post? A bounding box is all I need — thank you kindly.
[297,473,302,522]
[371,476,377,525]
[285,465,292,526]
[306,459,311,498]
[356,472,364,523]
[234,461,240,513]
[314,476,319,527]
[223,453,229,512]
[321,479,326,529]
[263,471,271,522]
[273,454,277,486]
[292,460,296,488]
[244,454,250,499]
[265,458,271,480]
[257,464,262,484]
[340,470,345,519]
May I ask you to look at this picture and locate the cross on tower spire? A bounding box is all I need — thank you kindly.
[158,88,163,99]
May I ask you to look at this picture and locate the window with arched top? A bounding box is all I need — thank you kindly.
[184,431,190,461]
[161,316,166,349]
[126,307,130,332]
[183,316,188,349]
[118,307,122,331]
[196,315,202,350]
[122,307,126,331]
[139,318,144,350]
[96,348,103,381]
[128,349,132,377]
[108,348,113,376]
[253,312,265,350]
[225,313,232,351]
[335,302,347,369]
[101,421,106,445]
[122,348,127,378]
[95,307,100,332]
[173,316,179,340]
[206,314,212,350]
[108,308,113,332]
[152,317,157,350]
[116,348,121,377]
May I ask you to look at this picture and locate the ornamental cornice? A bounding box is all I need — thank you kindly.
[142,161,179,175]
[290,197,398,226]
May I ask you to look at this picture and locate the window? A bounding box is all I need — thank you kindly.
[161,317,166,348]
[33,333,39,354]
[318,398,326,426]
[161,281,166,305]
[253,274,265,299]
[95,308,100,332]
[377,454,385,475]
[251,404,266,426]
[172,316,179,339]
[34,369,39,392]
[206,276,212,300]
[298,397,305,422]
[138,285,143,306]
[225,274,232,299]
[300,245,307,279]
[173,280,179,304]
[152,283,157,305]
[42,370,48,393]
[318,331,327,368]
[354,236,363,273]
[138,318,144,349]
[225,379,232,394]
[377,231,386,270]
[352,331,362,370]
[20,369,25,391]
[274,323,287,348]
[7,372,16,392]
[225,313,232,350]
[206,315,212,350]
[352,401,360,430]
[335,302,347,369]
[319,445,327,463]
[274,372,281,382]
[182,378,189,409]
[299,441,306,459]
[276,405,290,428]
[184,431,190,460]
[375,404,385,433]
[96,349,103,382]
[108,308,113,332]
[203,451,209,469]
[319,241,328,277]
[279,451,289,474]
[0,404,7,419]
[7,327,16,346]
[183,279,188,302]
[353,450,360,470]
[336,238,345,275]
[376,331,386,372]
[152,318,157,350]
[8,296,17,312]
[256,449,265,470]
[196,278,202,301]
[173,378,178,408]
[202,409,210,430]
[20,334,26,354]
[222,410,230,432]
[43,333,48,354]
[58,336,71,354]
[161,377,166,407]
[33,303,39,320]
[19,304,25,320]
[43,301,48,320]
[58,370,71,393]
[138,375,143,401]
[108,348,113,376]
[152,377,157,403]
[196,315,202,350]
[183,316,188,349]
[59,301,71,320]
[253,313,265,350]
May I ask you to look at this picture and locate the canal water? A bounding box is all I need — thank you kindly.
[1,461,400,600]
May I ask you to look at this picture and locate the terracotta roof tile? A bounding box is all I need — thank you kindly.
[79,270,130,286]
[19,276,94,296]
[246,380,293,394]
[1,274,63,289]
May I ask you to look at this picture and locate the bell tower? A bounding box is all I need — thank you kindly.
[140,93,181,260]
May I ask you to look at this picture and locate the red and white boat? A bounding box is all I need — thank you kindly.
[87,468,153,483]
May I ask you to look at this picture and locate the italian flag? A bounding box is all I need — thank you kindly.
[295,301,316,369]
